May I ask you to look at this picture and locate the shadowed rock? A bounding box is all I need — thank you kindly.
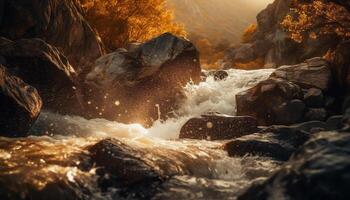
[88,139,164,199]
[0,65,42,137]
[224,126,309,161]
[180,114,258,140]
[238,131,350,200]
[0,38,82,115]
[0,0,105,72]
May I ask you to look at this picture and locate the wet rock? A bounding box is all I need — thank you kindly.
[236,78,303,125]
[328,40,350,90]
[84,33,201,126]
[270,57,332,91]
[88,139,164,199]
[224,127,309,161]
[289,121,327,133]
[0,65,42,137]
[238,131,350,200]
[0,38,81,115]
[0,0,104,71]
[213,70,229,81]
[273,99,306,124]
[304,108,328,121]
[326,115,345,130]
[304,88,324,107]
[179,114,258,140]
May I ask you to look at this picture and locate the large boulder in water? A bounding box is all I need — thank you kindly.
[236,78,304,125]
[0,65,42,137]
[224,126,309,161]
[270,57,332,91]
[88,139,164,199]
[179,114,258,140]
[0,0,105,71]
[238,131,350,200]
[84,33,201,126]
[0,38,82,115]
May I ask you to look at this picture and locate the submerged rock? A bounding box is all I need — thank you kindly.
[0,65,42,137]
[224,126,309,161]
[238,131,350,200]
[0,0,104,71]
[88,139,164,199]
[179,114,258,140]
[84,33,201,126]
[0,38,81,115]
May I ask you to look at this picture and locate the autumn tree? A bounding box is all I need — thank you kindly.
[281,0,350,43]
[79,0,186,50]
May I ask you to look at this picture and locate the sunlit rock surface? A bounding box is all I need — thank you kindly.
[0,65,42,137]
[0,38,82,115]
[270,57,332,91]
[84,33,201,126]
[238,131,350,200]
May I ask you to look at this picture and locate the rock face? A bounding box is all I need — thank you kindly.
[270,57,332,91]
[88,139,164,199]
[238,131,350,200]
[179,114,258,140]
[329,40,350,91]
[0,38,81,114]
[224,0,339,69]
[84,33,201,126]
[224,126,309,161]
[0,0,104,71]
[236,78,304,125]
[236,58,332,125]
[0,65,42,137]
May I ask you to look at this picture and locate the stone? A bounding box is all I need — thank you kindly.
[0,65,42,137]
[213,70,229,81]
[0,0,105,72]
[88,139,164,199]
[0,38,81,115]
[238,131,350,200]
[84,33,201,126]
[224,126,309,161]
[270,57,332,90]
[304,88,324,107]
[236,78,303,125]
[179,114,258,140]
[304,108,328,121]
[273,99,306,124]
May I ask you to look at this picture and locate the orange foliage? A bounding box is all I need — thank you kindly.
[193,38,226,69]
[79,0,186,50]
[241,24,257,43]
[281,0,350,43]
[234,57,265,70]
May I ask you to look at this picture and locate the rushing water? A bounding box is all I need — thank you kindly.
[0,69,278,199]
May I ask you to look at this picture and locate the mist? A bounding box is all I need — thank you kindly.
[168,0,273,45]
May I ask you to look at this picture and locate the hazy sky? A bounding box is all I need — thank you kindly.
[168,0,274,45]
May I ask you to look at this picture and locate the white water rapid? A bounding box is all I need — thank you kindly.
[0,69,279,200]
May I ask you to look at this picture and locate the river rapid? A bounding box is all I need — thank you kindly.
[0,69,280,200]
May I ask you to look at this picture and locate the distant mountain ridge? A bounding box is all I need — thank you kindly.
[167,0,272,45]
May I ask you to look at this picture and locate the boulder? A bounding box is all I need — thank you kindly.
[0,65,42,137]
[88,139,164,199]
[270,57,332,90]
[179,114,258,140]
[273,99,306,124]
[213,70,229,81]
[224,126,309,161]
[304,108,328,121]
[329,40,350,91]
[238,131,350,200]
[0,0,104,71]
[0,38,81,115]
[304,88,324,107]
[84,33,201,126]
[236,78,303,125]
